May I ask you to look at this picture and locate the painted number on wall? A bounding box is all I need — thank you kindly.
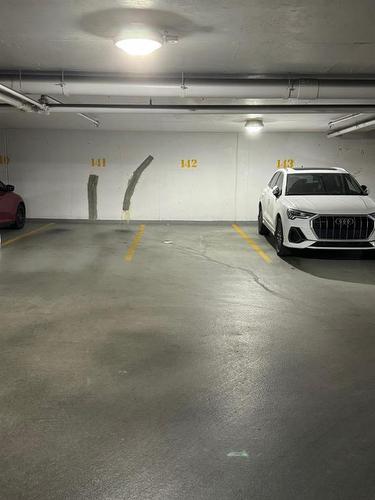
[180,159,198,169]
[0,155,10,166]
[277,159,295,169]
[91,158,106,168]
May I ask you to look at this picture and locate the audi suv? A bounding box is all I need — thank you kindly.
[258,167,375,256]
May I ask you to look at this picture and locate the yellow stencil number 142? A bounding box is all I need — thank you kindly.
[181,159,198,169]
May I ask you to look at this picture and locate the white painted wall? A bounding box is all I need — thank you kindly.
[2,129,375,221]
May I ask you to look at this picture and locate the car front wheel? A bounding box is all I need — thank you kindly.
[275,217,290,257]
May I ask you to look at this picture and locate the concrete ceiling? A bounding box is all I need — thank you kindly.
[0,1,374,133]
[1,0,375,75]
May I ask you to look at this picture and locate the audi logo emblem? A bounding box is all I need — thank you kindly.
[335,217,354,226]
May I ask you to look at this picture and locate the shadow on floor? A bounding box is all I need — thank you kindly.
[288,251,375,285]
[43,227,70,234]
[113,228,135,234]
[264,234,375,284]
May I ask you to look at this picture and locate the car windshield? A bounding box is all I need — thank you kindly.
[286,173,363,196]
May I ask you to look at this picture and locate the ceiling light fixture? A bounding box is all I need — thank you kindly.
[115,25,178,56]
[115,37,162,56]
[245,118,264,134]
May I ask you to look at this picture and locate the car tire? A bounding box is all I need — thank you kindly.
[275,217,290,257]
[13,203,26,229]
[258,205,269,235]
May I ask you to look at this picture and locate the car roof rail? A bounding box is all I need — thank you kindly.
[292,167,348,172]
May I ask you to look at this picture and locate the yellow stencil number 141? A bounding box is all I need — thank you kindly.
[91,158,106,168]
[181,159,198,169]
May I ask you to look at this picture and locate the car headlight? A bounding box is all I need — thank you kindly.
[369,212,375,218]
[287,209,316,220]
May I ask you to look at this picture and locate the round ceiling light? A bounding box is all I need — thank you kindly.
[115,37,162,56]
[245,118,264,134]
[115,25,163,56]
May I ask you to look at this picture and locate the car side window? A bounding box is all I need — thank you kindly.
[276,172,284,192]
[268,172,280,188]
[344,174,363,195]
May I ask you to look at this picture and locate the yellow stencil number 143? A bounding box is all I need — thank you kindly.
[277,159,295,169]
[181,159,198,169]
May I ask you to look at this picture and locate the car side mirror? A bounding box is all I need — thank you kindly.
[6,184,15,192]
[272,186,281,198]
[361,185,369,195]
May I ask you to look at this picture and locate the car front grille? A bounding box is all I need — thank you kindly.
[312,215,374,240]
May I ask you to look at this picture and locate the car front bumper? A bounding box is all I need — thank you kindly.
[283,215,375,250]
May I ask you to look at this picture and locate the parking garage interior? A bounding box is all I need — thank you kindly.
[1,2,375,499]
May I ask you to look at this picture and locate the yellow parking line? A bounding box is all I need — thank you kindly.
[1,223,55,248]
[232,224,271,263]
[124,224,145,262]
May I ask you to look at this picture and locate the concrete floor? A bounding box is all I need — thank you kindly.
[0,221,375,500]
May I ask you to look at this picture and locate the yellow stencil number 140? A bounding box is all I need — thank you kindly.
[181,159,198,169]
[0,155,10,166]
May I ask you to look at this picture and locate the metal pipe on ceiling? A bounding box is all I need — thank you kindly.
[2,72,375,99]
[0,83,47,112]
[0,92,34,111]
[328,113,362,128]
[2,103,375,114]
[42,95,100,127]
[327,117,375,137]
[45,103,375,114]
[3,70,375,80]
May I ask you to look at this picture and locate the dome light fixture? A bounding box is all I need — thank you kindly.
[245,118,264,134]
[115,37,162,56]
[115,25,178,56]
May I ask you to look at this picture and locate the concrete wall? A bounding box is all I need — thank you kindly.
[2,128,375,221]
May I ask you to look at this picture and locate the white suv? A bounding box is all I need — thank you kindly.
[258,167,375,256]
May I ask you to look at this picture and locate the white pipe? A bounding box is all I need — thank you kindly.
[328,113,362,128]
[1,78,290,98]
[0,83,47,111]
[46,104,375,114]
[43,95,100,127]
[0,92,34,111]
[327,118,375,137]
[2,102,375,114]
[2,75,375,100]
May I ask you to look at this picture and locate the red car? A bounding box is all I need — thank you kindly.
[0,181,26,229]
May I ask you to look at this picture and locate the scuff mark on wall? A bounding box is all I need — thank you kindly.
[88,174,99,220]
[122,155,154,221]
[0,130,10,185]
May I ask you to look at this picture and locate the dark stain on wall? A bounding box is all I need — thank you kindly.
[88,174,99,220]
[122,155,154,214]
